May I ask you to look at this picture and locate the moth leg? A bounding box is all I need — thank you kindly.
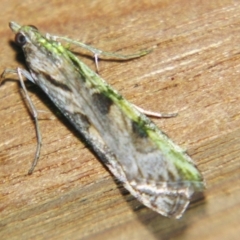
[2,68,42,174]
[16,68,42,174]
[134,105,177,118]
[2,68,35,83]
[1,68,16,80]
[48,35,151,70]
[2,69,55,121]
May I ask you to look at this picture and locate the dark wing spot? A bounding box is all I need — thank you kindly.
[40,71,72,92]
[72,112,91,128]
[132,120,148,138]
[92,93,113,115]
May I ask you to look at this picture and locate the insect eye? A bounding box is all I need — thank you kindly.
[15,32,26,46]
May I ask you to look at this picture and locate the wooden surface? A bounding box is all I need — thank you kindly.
[0,1,240,239]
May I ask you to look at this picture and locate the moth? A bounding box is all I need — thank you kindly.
[1,22,205,218]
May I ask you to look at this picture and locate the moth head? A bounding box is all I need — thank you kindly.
[15,26,38,46]
[9,22,39,47]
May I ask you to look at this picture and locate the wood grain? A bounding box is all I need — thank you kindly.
[0,1,240,239]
